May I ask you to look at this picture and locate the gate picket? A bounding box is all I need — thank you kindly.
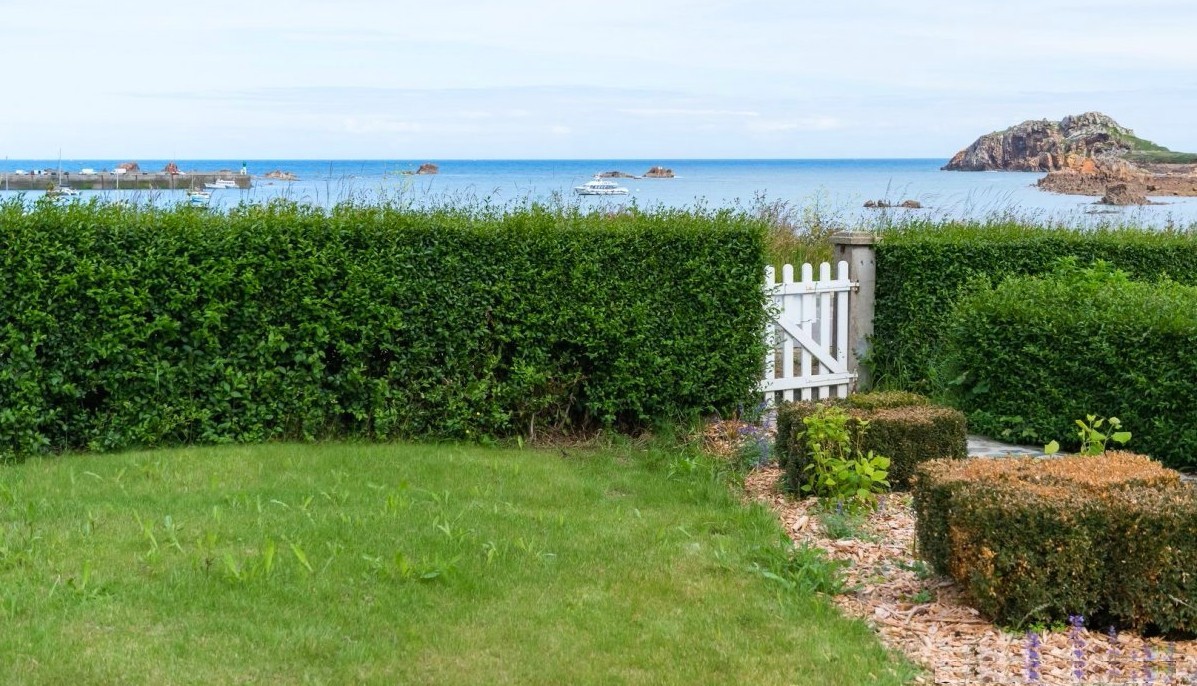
[762,260,856,404]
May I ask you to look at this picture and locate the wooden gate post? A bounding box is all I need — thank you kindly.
[831,232,877,391]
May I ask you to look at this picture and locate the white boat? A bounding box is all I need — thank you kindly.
[47,151,79,197]
[46,185,81,198]
[204,178,238,190]
[573,176,630,196]
[186,189,212,207]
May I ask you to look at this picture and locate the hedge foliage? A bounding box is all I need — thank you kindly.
[913,453,1197,633]
[0,199,769,459]
[942,260,1197,468]
[775,392,966,491]
[871,222,1197,392]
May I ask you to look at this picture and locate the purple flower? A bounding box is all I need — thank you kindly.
[1144,644,1155,686]
[1069,614,1086,682]
[1025,630,1042,684]
[1107,626,1122,684]
[1165,642,1177,683]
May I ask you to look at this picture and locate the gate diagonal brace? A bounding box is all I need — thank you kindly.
[774,317,843,372]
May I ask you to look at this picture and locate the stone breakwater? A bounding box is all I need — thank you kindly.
[0,171,251,191]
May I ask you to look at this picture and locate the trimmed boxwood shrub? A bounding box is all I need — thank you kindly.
[872,222,1197,393]
[941,260,1197,469]
[775,392,966,492]
[913,452,1197,632]
[0,199,769,459]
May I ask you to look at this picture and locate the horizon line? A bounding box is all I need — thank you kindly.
[4,156,953,162]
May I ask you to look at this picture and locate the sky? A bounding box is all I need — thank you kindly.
[2,0,1196,159]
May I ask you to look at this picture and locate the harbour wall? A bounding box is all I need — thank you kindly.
[0,172,252,191]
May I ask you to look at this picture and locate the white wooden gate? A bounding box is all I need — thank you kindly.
[762,261,856,403]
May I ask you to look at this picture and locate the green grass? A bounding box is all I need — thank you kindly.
[1118,133,1197,163]
[0,441,914,685]
[1124,150,1197,164]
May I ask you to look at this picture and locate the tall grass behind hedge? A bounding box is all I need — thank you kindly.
[871,221,1197,392]
[0,199,768,459]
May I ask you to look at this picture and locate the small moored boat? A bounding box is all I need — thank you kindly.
[46,185,81,198]
[186,189,212,207]
[573,176,630,196]
[204,178,238,190]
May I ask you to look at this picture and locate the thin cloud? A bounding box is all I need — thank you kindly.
[618,108,760,118]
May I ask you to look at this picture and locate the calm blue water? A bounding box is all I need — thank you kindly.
[4,158,1197,227]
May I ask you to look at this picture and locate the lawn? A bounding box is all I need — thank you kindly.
[0,440,914,685]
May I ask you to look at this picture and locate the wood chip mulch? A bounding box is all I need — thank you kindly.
[740,464,1197,685]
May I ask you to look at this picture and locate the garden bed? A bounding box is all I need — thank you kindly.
[743,465,1197,685]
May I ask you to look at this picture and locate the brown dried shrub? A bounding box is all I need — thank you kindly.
[913,452,1197,632]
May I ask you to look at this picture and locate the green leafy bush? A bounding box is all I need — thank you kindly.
[775,393,965,491]
[795,405,890,509]
[0,199,769,459]
[941,260,1197,468]
[913,452,1197,633]
[1043,414,1131,456]
[871,222,1197,393]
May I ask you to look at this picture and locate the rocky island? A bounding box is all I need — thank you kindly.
[944,112,1197,203]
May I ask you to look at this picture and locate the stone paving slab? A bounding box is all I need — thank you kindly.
[967,434,1196,484]
[967,434,1044,458]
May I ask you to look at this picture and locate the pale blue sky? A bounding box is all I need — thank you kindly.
[3,0,1195,159]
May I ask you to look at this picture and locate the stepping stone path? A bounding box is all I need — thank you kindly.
[967,434,1043,458]
[968,434,1197,484]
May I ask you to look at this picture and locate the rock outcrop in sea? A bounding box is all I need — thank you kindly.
[864,199,923,209]
[598,170,636,178]
[416,163,439,175]
[943,112,1141,172]
[644,166,675,178]
[1098,183,1150,206]
[945,112,1197,198]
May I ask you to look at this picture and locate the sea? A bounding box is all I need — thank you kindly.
[4,158,1197,228]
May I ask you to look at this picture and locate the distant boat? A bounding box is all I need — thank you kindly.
[186,189,211,207]
[46,185,80,199]
[204,178,238,190]
[573,176,630,196]
[49,150,78,197]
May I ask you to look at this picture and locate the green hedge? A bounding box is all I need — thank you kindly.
[0,199,769,459]
[914,453,1197,632]
[942,261,1197,468]
[775,392,966,491]
[871,222,1197,393]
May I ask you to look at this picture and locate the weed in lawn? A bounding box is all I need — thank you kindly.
[287,539,315,576]
[133,512,161,559]
[161,515,184,553]
[745,542,845,596]
[373,550,458,582]
[481,540,506,565]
